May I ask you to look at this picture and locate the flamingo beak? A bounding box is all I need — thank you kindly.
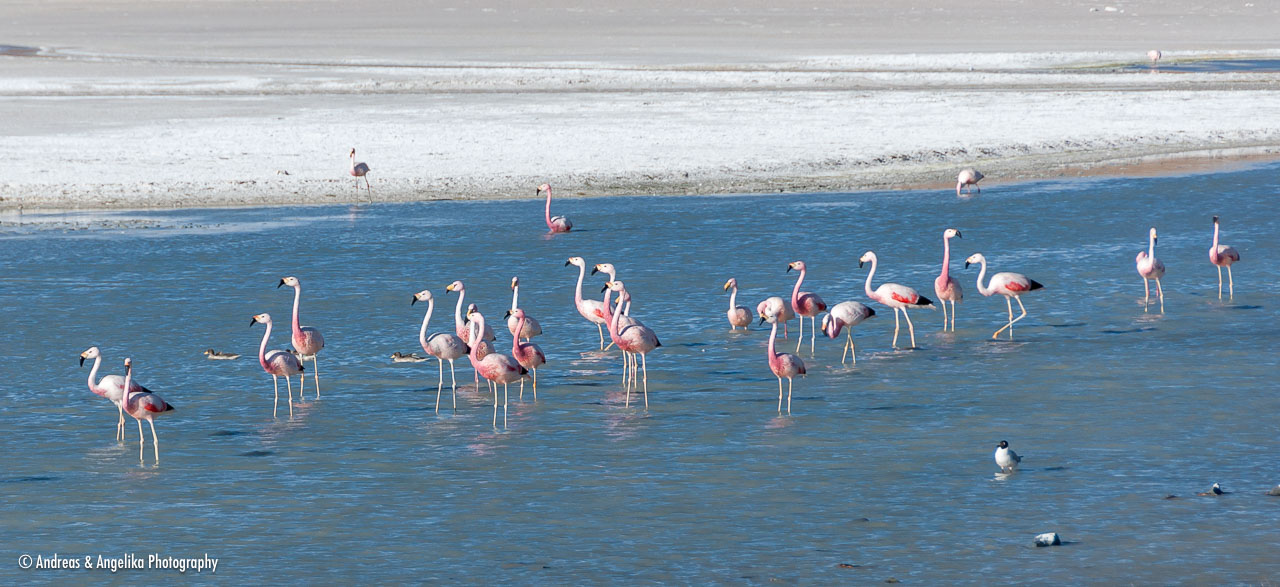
[601,284,609,292]
[964,261,971,269]
[786,265,793,273]
[249,317,258,327]
[277,279,285,288]
[758,316,766,325]
[564,260,571,267]
[956,231,962,238]
[858,261,865,269]
[590,266,599,275]
[1213,215,1219,223]
[411,296,418,306]
[504,309,512,318]
[79,356,86,367]
[723,282,731,291]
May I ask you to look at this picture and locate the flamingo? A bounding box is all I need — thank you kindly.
[412,290,469,412]
[278,276,324,399]
[506,276,543,341]
[603,281,661,408]
[757,296,795,338]
[120,358,174,464]
[956,168,983,196]
[349,147,371,199]
[934,228,964,331]
[722,278,753,330]
[468,312,527,427]
[598,283,638,386]
[592,263,639,350]
[820,301,876,364]
[444,281,496,344]
[1209,215,1241,299]
[859,251,934,349]
[1136,227,1166,312]
[251,313,305,417]
[759,306,805,413]
[786,261,827,354]
[964,253,1045,339]
[565,256,609,349]
[80,346,149,441]
[1147,49,1162,67]
[539,183,572,233]
[506,308,546,400]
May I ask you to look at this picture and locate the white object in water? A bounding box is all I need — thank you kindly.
[1034,533,1061,547]
[995,440,1021,473]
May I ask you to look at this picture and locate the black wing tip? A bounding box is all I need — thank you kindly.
[164,404,175,411]
[916,295,935,307]
[1029,280,1046,291]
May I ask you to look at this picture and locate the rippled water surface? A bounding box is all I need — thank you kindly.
[2,164,1278,583]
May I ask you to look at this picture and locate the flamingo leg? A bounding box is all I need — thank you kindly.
[624,357,632,408]
[1156,278,1164,313]
[783,320,789,339]
[148,419,159,463]
[272,375,279,418]
[891,308,901,349]
[641,353,649,409]
[299,368,305,397]
[846,332,856,364]
[117,403,126,442]
[435,357,444,413]
[777,376,783,413]
[312,356,320,399]
[787,377,792,414]
[941,298,948,329]
[492,383,498,428]
[1217,265,1224,299]
[809,316,817,355]
[903,308,916,348]
[993,296,1014,339]
[1143,277,1151,307]
[519,377,525,401]
[630,353,639,388]
[448,360,458,410]
[285,376,295,417]
[605,339,616,351]
[949,300,957,331]
[137,419,145,463]
[597,323,605,350]
[1227,266,1234,299]
[503,384,508,429]
[795,313,804,353]
[841,335,850,364]
[532,368,538,400]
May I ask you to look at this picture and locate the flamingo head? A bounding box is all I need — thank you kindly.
[467,303,479,315]
[723,278,737,291]
[787,261,805,273]
[467,308,485,327]
[857,251,876,268]
[349,148,356,157]
[758,301,781,324]
[123,357,132,371]
[536,183,552,195]
[1149,227,1158,242]
[1212,215,1219,224]
[445,280,464,293]
[510,276,519,289]
[944,228,961,240]
[820,314,840,338]
[278,276,300,289]
[565,256,585,268]
[79,346,101,366]
[964,253,985,269]
[592,263,616,278]
[411,289,432,305]
[506,308,526,320]
[251,313,271,327]
[601,280,626,294]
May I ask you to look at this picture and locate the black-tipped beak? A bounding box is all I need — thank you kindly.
[249,318,257,327]
[504,309,512,318]
[600,284,609,292]
[590,267,599,275]
[564,261,571,267]
[277,279,285,288]
[411,296,418,306]
[785,265,793,273]
[79,356,86,367]
[1213,215,1219,222]
[858,261,865,269]
[964,261,971,269]
[758,316,766,325]
[956,231,962,238]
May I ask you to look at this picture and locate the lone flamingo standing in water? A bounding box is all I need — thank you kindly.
[1209,215,1241,299]
[252,313,304,417]
[279,276,324,399]
[349,148,371,200]
[723,278,753,330]
[80,346,149,441]
[757,296,795,338]
[759,306,805,413]
[413,290,469,412]
[820,301,876,364]
[1148,49,1162,67]
[787,261,827,354]
[469,312,527,427]
[1135,227,1166,312]
[964,253,1045,339]
[120,358,174,464]
[604,281,661,408]
[934,228,964,331]
[507,308,546,399]
[540,183,572,233]
[860,251,934,349]
[566,257,609,349]
[506,276,543,341]
[956,168,983,196]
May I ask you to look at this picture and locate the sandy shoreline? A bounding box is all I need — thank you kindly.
[2,1,1279,210]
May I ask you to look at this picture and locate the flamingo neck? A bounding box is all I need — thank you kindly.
[258,320,273,370]
[863,257,878,300]
[606,289,623,339]
[511,284,519,311]
[512,316,525,355]
[1212,222,1220,248]
[1148,233,1157,258]
[87,355,104,396]
[974,258,993,296]
[940,236,952,280]
[573,264,586,307]
[791,268,807,308]
[122,366,132,409]
[290,284,303,335]
[544,188,554,228]
[419,299,433,352]
[767,321,779,363]
[453,287,466,330]
[728,286,738,311]
[468,317,484,362]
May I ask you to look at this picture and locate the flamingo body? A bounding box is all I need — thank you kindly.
[1136,227,1165,311]
[935,228,964,330]
[120,358,173,463]
[965,253,1044,339]
[821,301,875,364]
[1209,216,1240,299]
[956,168,984,196]
[723,278,753,329]
[540,184,573,233]
[860,251,933,349]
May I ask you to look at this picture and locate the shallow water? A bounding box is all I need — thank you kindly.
[1122,58,1280,73]
[2,163,1278,583]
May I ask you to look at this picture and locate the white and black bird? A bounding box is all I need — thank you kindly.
[995,440,1021,473]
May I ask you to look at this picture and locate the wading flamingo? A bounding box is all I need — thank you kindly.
[859,251,934,349]
[593,262,639,350]
[934,228,964,331]
[252,313,304,417]
[506,308,546,400]
[120,358,174,464]
[278,276,324,399]
[80,346,149,441]
[1136,227,1165,312]
[787,261,827,354]
[599,281,635,386]
[413,290,469,412]
[506,276,543,341]
[757,296,795,338]
[566,256,609,349]
[956,168,983,196]
[1209,215,1240,299]
[539,183,572,233]
[604,281,661,408]
[759,307,805,413]
[349,148,371,199]
[820,301,876,364]
[445,281,496,344]
[1147,49,1162,66]
[723,278,753,330]
[469,312,527,427]
[964,253,1044,339]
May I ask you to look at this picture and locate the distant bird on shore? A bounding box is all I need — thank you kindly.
[348,147,371,200]
[1209,215,1240,299]
[934,228,964,331]
[203,349,240,360]
[956,168,984,196]
[390,352,429,363]
[722,278,753,330]
[860,251,933,349]
[539,183,572,233]
[965,253,1044,339]
[995,440,1021,473]
[1147,49,1162,67]
[1135,227,1165,312]
[787,261,827,354]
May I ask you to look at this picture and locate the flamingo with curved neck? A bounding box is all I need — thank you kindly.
[1135,227,1166,312]
[860,251,934,349]
[506,276,543,341]
[934,228,964,331]
[759,308,805,413]
[413,290,469,412]
[80,346,147,442]
[540,183,573,233]
[965,253,1045,339]
[722,278,753,330]
[565,257,608,349]
[604,281,661,408]
[278,276,324,399]
[787,261,827,354]
[507,308,546,400]
[120,358,173,464]
[252,313,304,417]
[469,312,527,427]
[1209,215,1240,299]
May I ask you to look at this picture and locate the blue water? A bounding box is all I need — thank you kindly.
[1123,58,1280,73]
[1,163,1278,583]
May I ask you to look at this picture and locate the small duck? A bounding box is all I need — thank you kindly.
[995,440,1021,473]
[1197,482,1226,496]
[390,352,429,363]
[204,349,240,360]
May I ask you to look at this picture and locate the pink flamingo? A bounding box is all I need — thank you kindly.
[759,306,805,413]
[251,313,305,417]
[722,278,753,330]
[859,251,934,349]
[469,312,527,427]
[934,228,964,331]
[444,281,496,344]
[1209,215,1241,299]
[757,296,795,338]
[412,290,469,412]
[593,263,640,350]
[120,358,174,464]
[506,276,543,341]
[964,253,1045,339]
[278,276,324,399]
[565,256,609,349]
[1135,227,1165,312]
[349,147,371,199]
[506,308,546,400]
[1148,49,1162,67]
[539,183,573,233]
[820,301,876,364]
[80,346,149,441]
[598,283,641,386]
[604,281,661,408]
[787,261,827,354]
[956,168,983,196]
